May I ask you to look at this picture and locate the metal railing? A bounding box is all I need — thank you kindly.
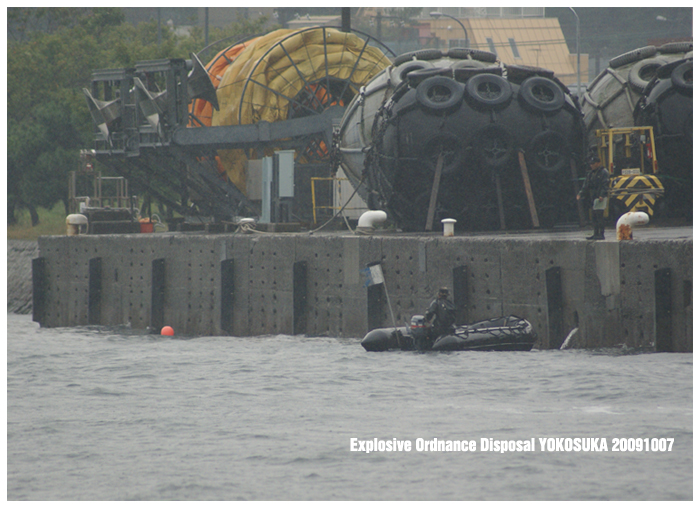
[68,171,130,214]
[310,177,366,224]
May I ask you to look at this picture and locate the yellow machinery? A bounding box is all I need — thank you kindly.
[595,126,664,218]
[208,27,392,193]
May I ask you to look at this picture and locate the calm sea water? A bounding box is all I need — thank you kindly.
[7,313,692,501]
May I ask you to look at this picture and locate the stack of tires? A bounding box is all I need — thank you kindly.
[338,48,585,232]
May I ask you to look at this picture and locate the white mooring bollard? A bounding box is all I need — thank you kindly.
[442,218,456,237]
[66,214,88,236]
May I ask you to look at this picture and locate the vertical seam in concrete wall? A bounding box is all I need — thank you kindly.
[498,240,504,316]
[151,258,166,332]
[595,242,620,297]
[88,257,102,325]
[32,257,47,326]
[343,237,359,285]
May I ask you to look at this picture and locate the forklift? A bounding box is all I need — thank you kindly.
[594,126,664,220]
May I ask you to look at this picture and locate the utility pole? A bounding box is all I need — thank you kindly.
[569,7,581,98]
[205,7,209,47]
[341,7,351,33]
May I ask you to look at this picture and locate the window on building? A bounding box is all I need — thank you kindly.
[509,38,520,58]
[449,39,470,49]
[522,7,545,17]
[486,37,497,56]
[502,7,522,17]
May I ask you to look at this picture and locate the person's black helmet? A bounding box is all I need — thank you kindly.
[589,154,601,164]
[438,287,450,296]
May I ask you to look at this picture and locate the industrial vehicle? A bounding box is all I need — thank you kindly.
[594,126,664,220]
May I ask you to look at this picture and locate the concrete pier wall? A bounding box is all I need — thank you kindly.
[7,240,39,314]
[34,232,692,351]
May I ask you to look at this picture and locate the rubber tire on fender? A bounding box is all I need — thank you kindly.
[628,57,670,93]
[655,58,687,80]
[505,64,554,84]
[393,49,444,67]
[413,49,444,61]
[465,73,513,108]
[391,60,434,87]
[474,124,514,168]
[454,66,501,83]
[526,130,569,173]
[659,41,693,54]
[447,47,473,60]
[518,76,565,113]
[415,76,464,113]
[452,59,489,70]
[447,47,497,63]
[468,49,497,63]
[406,67,452,88]
[671,61,693,95]
[609,45,657,69]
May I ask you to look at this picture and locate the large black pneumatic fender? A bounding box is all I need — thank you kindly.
[359,53,586,232]
[637,59,693,145]
[526,130,570,173]
[472,123,516,168]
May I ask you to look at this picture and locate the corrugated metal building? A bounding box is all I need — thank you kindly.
[428,16,588,85]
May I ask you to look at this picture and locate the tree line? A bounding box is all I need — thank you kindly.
[7,7,268,225]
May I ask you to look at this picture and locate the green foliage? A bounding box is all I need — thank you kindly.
[7,7,266,227]
[7,202,69,240]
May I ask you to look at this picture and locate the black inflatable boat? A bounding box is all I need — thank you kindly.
[361,315,537,352]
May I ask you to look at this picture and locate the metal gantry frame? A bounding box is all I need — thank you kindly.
[68,150,131,214]
[83,27,395,223]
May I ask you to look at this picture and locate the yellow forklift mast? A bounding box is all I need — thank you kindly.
[594,126,664,218]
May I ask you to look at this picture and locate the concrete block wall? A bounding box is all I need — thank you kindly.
[618,240,692,352]
[35,232,692,351]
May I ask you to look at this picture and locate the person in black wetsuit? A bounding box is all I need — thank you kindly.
[577,154,610,240]
[424,287,456,340]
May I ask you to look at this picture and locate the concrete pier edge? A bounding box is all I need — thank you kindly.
[32,231,692,351]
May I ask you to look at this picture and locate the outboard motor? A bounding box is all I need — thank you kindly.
[410,315,432,351]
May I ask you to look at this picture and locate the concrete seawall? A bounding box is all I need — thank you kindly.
[33,229,692,351]
[8,240,40,314]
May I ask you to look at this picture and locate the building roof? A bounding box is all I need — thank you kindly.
[431,17,587,84]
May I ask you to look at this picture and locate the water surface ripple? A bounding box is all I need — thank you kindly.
[7,314,692,500]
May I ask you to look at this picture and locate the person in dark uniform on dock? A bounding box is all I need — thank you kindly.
[577,154,610,240]
[425,287,456,340]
